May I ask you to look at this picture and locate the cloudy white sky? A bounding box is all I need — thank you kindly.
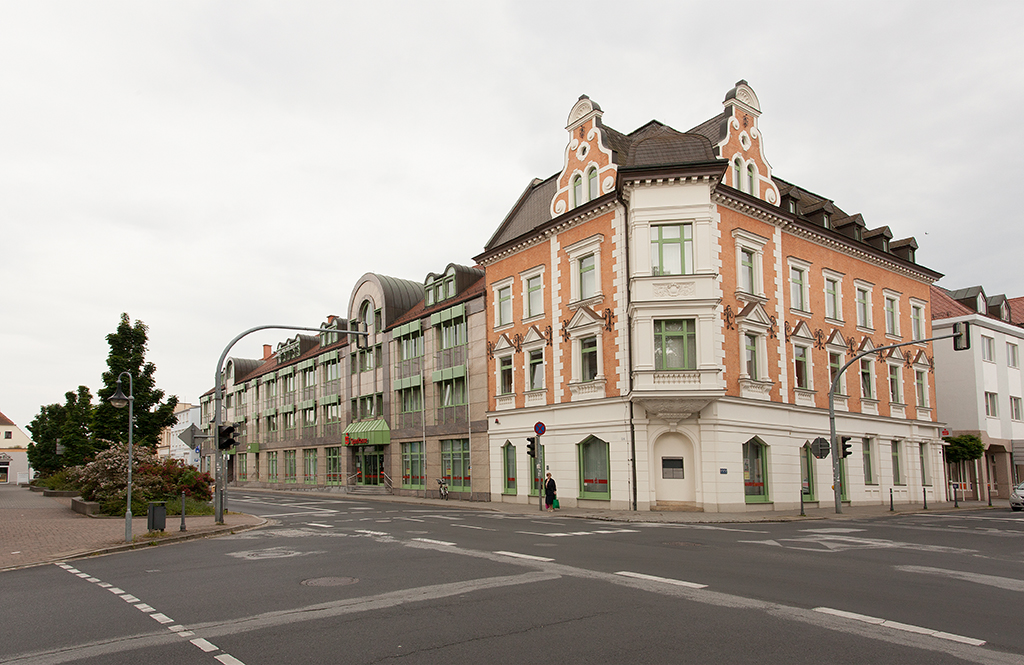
[2,1,1022,432]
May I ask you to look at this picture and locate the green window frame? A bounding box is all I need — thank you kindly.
[654,319,696,371]
[856,287,871,327]
[580,336,598,382]
[744,333,759,379]
[650,224,692,276]
[236,453,247,482]
[892,440,903,485]
[503,442,516,494]
[529,444,545,497]
[863,437,875,485]
[889,365,902,403]
[326,447,343,485]
[747,163,756,194]
[801,444,815,500]
[283,450,297,483]
[860,359,874,399]
[441,438,471,491]
[825,278,839,320]
[526,275,543,318]
[579,254,596,300]
[911,305,924,340]
[572,174,583,207]
[829,351,843,393]
[739,248,755,293]
[401,441,425,489]
[399,332,424,360]
[885,297,898,335]
[743,438,769,503]
[498,286,512,326]
[439,376,466,407]
[915,370,927,407]
[303,449,317,484]
[267,451,279,482]
[919,443,930,486]
[528,349,544,391]
[790,266,807,311]
[578,436,610,499]
[400,385,423,413]
[587,167,598,200]
[499,356,513,394]
[440,318,467,349]
[794,345,810,389]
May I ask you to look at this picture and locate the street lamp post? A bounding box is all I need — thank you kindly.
[108,372,134,543]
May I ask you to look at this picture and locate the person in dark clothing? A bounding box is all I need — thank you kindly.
[544,472,557,512]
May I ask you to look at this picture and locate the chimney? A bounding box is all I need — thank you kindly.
[263,344,272,360]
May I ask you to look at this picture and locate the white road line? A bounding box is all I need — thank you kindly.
[515,528,638,538]
[813,607,986,646]
[134,603,156,612]
[413,538,456,546]
[191,637,219,652]
[304,523,334,528]
[494,551,554,562]
[258,510,338,518]
[119,594,141,603]
[108,587,124,594]
[215,655,246,665]
[895,565,1024,592]
[354,529,389,536]
[150,613,174,624]
[614,571,707,589]
[452,524,495,531]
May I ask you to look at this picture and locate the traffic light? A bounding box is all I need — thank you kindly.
[218,424,238,450]
[840,436,852,459]
[953,321,971,351]
[526,436,538,458]
[354,321,369,350]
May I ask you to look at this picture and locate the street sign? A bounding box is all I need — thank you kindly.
[534,422,546,436]
[811,437,831,459]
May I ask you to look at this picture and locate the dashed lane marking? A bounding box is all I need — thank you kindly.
[413,538,456,546]
[614,571,708,589]
[813,607,986,646]
[494,551,555,562]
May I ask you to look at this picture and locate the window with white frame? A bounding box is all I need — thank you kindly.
[746,163,757,196]
[985,391,999,417]
[919,443,930,486]
[527,348,545,391]
[793,344,812,390]
[915,369,928,407]
[789,261,810,312]
[860,358,875,400]
[891,440,904,485]
[863,437,876,485]
[523,271,544,319]
[650,224,693,276]
[654,319,697,371]
[888,364,903,404]
[828,350,845,394]
[572,174,584,208]
[743,332,765,380]
[565,234,603,304]
[910,302,926,341]
[855,282,873,329]
[1010,396,1023,421]
[824,272,843,321]
[498,355,513,395]
[981,335,995,362]
[883,291,900,337]
[1008,342,1019,368]
[580,335,599,382]
[733,229,767,299]
[492,278,514,329]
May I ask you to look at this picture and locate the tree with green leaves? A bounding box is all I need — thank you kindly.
[943,434,985,491]
[92,313,179,450]
[27,386,98,474]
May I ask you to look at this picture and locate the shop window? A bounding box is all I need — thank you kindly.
[578,436,610,499]
[743,437,769,503]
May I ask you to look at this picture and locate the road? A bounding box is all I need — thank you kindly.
[2,492,1022,664]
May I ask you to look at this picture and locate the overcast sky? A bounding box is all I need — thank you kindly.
[2,1,1022,433]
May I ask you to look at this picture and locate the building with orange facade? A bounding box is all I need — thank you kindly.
[476,81,946,512]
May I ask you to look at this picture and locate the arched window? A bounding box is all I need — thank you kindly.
[733,159,743,192]
[746,164,756,195]
[360,301,373,333]
[572,175,583,207]
[587,168,598,200]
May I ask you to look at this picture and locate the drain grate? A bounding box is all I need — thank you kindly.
[302,576,358,587]
[663,541,703,548]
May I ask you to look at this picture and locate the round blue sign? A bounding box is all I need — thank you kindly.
[534,422,546,436]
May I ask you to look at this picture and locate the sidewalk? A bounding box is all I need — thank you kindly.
[0,484,265,572]
[231,485,1005,523]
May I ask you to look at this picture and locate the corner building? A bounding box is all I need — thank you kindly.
[476,82,945,512]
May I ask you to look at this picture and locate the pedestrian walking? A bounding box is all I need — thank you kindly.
[544,472,557,512]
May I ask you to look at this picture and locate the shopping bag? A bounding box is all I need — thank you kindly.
[553,498,559,509]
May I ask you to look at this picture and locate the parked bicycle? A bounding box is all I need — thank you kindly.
[436,477,449,500]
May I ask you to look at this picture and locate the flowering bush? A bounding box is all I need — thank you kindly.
[75,441,213,516]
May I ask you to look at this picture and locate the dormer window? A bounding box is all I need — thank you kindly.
[788,199,797,214]
[881,238,889,252]
[822,213,830,229]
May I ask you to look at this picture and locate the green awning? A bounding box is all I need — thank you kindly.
[343,419,391,446]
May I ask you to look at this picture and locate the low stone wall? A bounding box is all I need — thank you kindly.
[71,498,100,516]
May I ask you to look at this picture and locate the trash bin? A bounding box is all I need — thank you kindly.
[147,501,166,532]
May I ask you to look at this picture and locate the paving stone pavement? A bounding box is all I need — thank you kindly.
[0,484,265,571]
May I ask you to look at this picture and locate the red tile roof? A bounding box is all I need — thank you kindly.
[0,410,15,427]
[930,285,974,320]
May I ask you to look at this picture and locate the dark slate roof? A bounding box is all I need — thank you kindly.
[388,272,486,330]
[687,111,728,146]
[482,175,558,252]
[620,122,716,167]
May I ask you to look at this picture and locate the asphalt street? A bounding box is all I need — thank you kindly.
[2,492,1022,664]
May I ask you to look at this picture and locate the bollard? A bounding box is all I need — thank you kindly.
[800,487,805,517]
[923,487,928,510]
[988,483,992,507]
[889,487,894,512]
[180,491,187,532]
[953,483,959,508]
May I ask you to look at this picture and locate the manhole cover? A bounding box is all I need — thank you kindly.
[302,577,358,587]
[664,541,703,548]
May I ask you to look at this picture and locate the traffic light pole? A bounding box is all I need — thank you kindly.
[827,329,963,514]
[212,324,367,524]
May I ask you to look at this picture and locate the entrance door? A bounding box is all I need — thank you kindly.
[356,448,384,485]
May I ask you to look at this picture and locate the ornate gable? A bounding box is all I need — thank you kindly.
[551,95,618,217]
[718,80,779,205]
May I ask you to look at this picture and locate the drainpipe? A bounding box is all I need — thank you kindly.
[621,192,638,512]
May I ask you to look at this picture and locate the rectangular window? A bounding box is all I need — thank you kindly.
[528,349,544,391]
[888,365,902,403]
[283,450,297,483]
[825,278,840,320]
[581,335,599,381]
[1011,396,1023,421]
[911,305,925,341]
[323,359,340,382]
[440,377,466,406]
[526,275,543,318]
[498,286,512,326]
[829,351,843,393]
[401,441,425,489]
[985,391,999,417]
[400,385,423,412]
[303,408,316,427]
[856,287,871,328]
[891,441,903,485]
[1009,343,1020,369]
[739,248,755,294]
[283,373,296,393]
[400,332,424,360]
[267,451,279,482]
[650,224,693,276]
[579,254,596,299]
[303,449,317,484]
[579,437,610,498]
[654,319,696,371]
[982,336,995,362]
[283,411,296,430]
[744,333,759,379]
[662,457,685,479]
[915,370,928,407]
[885,296,899,335]
[237,453,247,482]
[794,345,810,389]
[860,359,874,399]
[499,356,513,394]
[790,266,807,311]
[326,447,343,485]
[441,439,471,491]
[919,443,930,486]
[440,319,467,349]
[863,438,875,485]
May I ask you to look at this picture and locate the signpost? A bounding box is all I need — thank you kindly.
[533,422,545,512]
[811,437,831,460]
